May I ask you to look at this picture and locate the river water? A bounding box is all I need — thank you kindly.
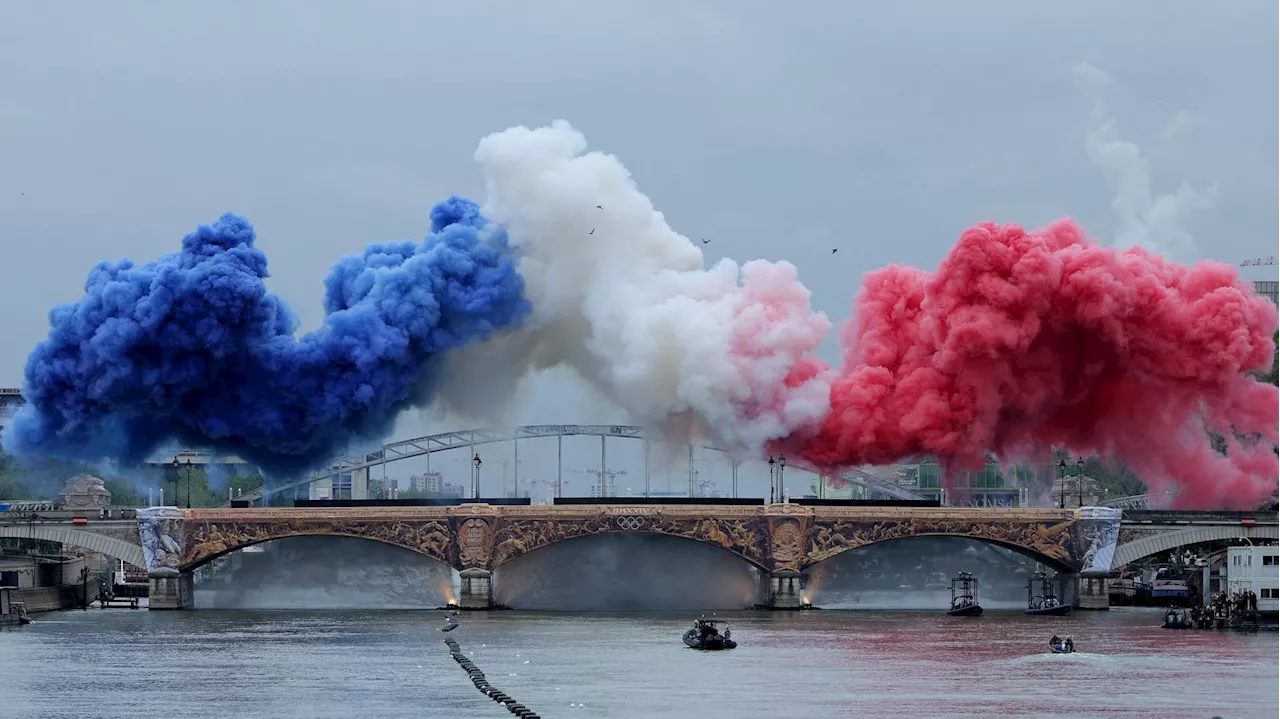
[1,607,1274,719]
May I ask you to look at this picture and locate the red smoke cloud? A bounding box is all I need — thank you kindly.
[788,219,1278,509]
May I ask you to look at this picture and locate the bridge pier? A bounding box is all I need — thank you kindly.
[766,569,805,609]
[148,572,193,610]
[458,569,493,610]
[1074,571,1112,610]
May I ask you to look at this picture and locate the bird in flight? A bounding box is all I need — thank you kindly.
[596,204,603,210]
[831,248,838,254]
[589,228,595,235]
[701,238,710,244]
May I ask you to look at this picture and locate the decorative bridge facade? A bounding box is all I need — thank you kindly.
[135,504,1124,610]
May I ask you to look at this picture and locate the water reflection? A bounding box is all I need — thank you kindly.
[1,608,1274,719]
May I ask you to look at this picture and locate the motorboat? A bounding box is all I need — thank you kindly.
[947,571,983,617]
[1162,607,1192,629]
[1026,571,1071,616]
[1048,635,1076,653]
[683,618,737,650]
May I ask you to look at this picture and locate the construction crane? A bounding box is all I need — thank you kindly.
[1240,256,1278,267]
[527,478,569,503]
[567,468,628,498]
[694,473,719,499]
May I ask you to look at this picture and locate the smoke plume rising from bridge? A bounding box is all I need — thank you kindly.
[6,121,1276,508]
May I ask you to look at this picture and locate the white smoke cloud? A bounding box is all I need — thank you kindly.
[1072,61,1216,261]
[430,121,831,453]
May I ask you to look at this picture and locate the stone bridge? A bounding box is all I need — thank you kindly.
[133,504,1123,610]
[0,519,147,570]
[1112,510,1278,567]
[10,505,1274,611]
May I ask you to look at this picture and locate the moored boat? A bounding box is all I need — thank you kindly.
[0,588,30,627]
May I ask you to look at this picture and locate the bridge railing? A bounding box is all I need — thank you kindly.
[1101,494,1153,509]
[0,508,139,523]
[1121,510,1278,524]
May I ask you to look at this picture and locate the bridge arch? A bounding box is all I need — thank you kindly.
[801,533,1077,573]
[0,525,147,569]
[180,521,456,572]
[488,524,771,573]
[1111,525,1279,568]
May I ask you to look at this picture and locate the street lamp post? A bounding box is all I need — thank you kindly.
[778,456,787,502]
[1057,458,1067,509]
[472,453,482,500]
[184,458,193,509]
[1076,457,1086,508]
[768,457,776,503]
[170,459,180,508]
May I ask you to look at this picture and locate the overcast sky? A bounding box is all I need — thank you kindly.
[1,2,1275,496]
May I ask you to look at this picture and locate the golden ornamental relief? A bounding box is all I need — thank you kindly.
[179,507,1086,575]
[804,518,1080,570]
[762,504,814,517]
[487,515,770,569]
[770,520,803,563]
[182,518,455,569]
[457,518,493,567]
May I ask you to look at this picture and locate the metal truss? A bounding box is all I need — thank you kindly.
[231,424,925,504]
[1101,494,1153,510]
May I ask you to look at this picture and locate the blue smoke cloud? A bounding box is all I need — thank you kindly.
[4,196,529,476]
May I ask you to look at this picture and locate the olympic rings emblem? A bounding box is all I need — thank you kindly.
[615,516,644,531]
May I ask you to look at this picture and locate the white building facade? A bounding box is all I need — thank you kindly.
[1226,545,1279,613]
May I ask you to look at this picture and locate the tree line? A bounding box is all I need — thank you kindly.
[0,454,263,508]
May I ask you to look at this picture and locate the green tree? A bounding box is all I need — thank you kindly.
[0,471,28,500]
[1082,457,1147,499]
[367,478,390,499]
[0,452,273,507]
[165,467,268,507]
[227,474,263,498]
[1269,331,1278,386]
[102,477,146,506]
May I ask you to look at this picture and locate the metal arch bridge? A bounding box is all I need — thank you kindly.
[231,424,927,504]
[1102,495,1152,510]
[1101,494,1162,510]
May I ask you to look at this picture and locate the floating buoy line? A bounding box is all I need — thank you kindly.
[443,635,542,718]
